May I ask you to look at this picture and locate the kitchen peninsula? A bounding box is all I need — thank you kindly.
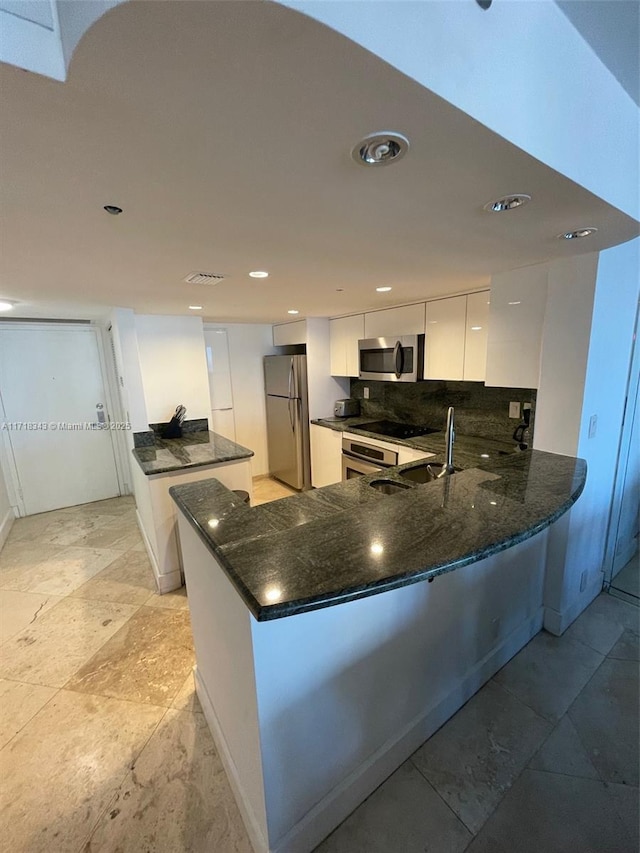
[131,423,254,593]
[171,447,586,853]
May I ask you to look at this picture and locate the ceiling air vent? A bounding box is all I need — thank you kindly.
[184,272,225,285]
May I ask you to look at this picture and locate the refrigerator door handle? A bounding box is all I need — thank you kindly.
[288,358,295,399]
[288,396,295,432]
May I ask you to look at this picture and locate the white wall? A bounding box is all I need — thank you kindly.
[0,458,14,550]
[535,242,639,632]
[282,0,639,221]
[109,307,148,433]
[135,314,210,425]
[206,323,277,477]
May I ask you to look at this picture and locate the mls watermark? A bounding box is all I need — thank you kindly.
[1,422,132,431]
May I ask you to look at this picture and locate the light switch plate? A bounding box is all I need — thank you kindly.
[509,402,521,419]
[364,387,370,400]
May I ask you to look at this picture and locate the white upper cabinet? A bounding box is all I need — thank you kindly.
[463,291,490,382]
[424,296,466,380]
[330,314,365,377]
[273,320,306,346]
[485,266,548,389]
[364,304,426,339]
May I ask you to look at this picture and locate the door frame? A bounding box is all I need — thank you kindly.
[603,304,640,587]
[0,321,128,517]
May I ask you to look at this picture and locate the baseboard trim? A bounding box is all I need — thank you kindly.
[135,508,182,594]
[544,574,604,635]
[198,609,542,853]
[0,507,15,552]
[195,668,269,853]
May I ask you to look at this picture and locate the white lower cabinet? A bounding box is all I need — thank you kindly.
[397,446,435,465]
[310,424,343,487]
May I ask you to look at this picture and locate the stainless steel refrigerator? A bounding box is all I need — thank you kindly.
[264,354,311,491]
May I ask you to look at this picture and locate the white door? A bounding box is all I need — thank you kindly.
[205,328,236,441]
[0,325,121,515]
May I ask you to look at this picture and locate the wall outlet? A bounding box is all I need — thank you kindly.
[509,401,521,419]
[588,414,597,439]
[363,387,370,400]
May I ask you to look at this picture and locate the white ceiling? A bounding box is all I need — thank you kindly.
[0,0,637,323]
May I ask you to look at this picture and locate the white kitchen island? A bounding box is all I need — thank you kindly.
[171,450,586,852]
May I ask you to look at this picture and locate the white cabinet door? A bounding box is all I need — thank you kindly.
[364,304,425,338]
[273,320,307,346]
[330,314,364,377]
[485,266,548,388]
[397,446,435,465]
[424,296,466,380]
[310,424,343,487]
[463,291,490,382]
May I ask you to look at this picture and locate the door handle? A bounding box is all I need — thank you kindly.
[393,341,403,379]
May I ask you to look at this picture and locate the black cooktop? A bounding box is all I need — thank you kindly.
[351,420,439,440]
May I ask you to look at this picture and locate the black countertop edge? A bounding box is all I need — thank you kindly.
[132,430,254,476]
[170,454,586,622]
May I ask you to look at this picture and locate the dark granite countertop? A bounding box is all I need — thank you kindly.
[170,449,586,621]
[132,430,254,476]
[311,417,518,469]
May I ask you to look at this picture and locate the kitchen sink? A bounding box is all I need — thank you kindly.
[369,479,412,495]
[399,463,459,483]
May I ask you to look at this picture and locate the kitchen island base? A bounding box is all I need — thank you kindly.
[177,510,548,853]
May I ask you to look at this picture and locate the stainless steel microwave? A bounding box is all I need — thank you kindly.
[358,335,424,382]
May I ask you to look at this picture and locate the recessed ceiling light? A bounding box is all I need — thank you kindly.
[483,194,531,212]
[189,305,203,310]
[508,301,522,306]
[352,132,409,167]
[249,271,269,278]
[471,326,483,331]
[557,227,598,240]
[0,300,15,312]
[103,205,123,215]
[376,286,392,292]
[287,309,299,315]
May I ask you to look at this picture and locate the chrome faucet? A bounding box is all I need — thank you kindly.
[434,406,455,478]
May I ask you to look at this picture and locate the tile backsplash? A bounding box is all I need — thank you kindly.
[350,380,536,444]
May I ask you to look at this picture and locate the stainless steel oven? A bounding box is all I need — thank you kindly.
[341,436,398,480]
[358,335,424,382]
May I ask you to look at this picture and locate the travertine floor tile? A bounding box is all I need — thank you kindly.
[0,690,165,853]
[84,709,252,853]
[0,545,122,596]
[0,589,63,644]
[72,549,156,605]
[493,631,603,721]
[171,669,202,714]
[465,769,636,853]
[569,658,639,786]
[608,629,640,661]
[61,496,136,518]
[317,760,471,853]
[528,715,599,780]
[0,540,65,576]
[411,680,552,834]
[563,595,625,654]
[575,592,639,634]
[67,524,142,552]
[608,782,640,851]
[0,597,138,687]
[144,586,189,610]
[4,510,76,543]
[0,679,57,749]
[66,606,195,706]
[252,477,297,506]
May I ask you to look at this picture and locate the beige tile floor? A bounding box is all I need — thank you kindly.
[0,486,638,852]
